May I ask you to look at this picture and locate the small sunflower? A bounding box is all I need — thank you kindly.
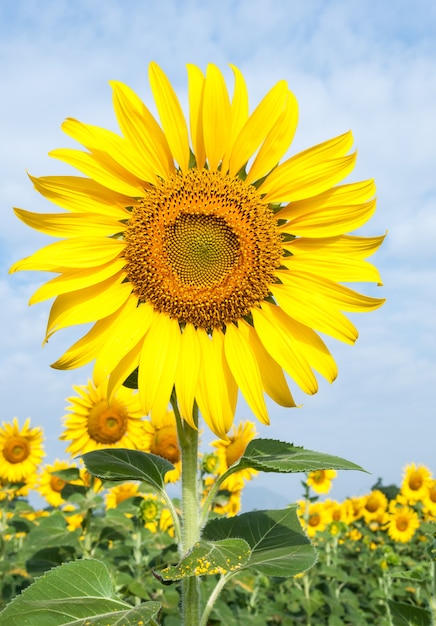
[361,490,388,522]
[422,480,436,518]
[105,481,140,510]
[400,463,432,503]
[385,506,420,543]
[0,418,45,483]
[60,378,145,456]
[298,500,331,537]
[306,469,337,494]
[37,459,77,507]
[211,420,257,483]
[142,410,181,482]
[11,62,385,438]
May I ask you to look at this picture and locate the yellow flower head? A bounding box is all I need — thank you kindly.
[211,420,257,484]
[385,505,420,543]
[36,459,77,507]
[60,378,145,456]
[11,62,385,438]
[423,479,436,518]
[400,463,432,503]
[298,500,331,537]
[105,481,140,510]
[362,490,388,522]
[307,469,337,494]
[0,418,45,483]
[142,410,181,483]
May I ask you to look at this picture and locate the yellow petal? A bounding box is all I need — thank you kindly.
[174,323,201,429]
[29,258,126,304]
[271,281,358,344]
[50,148,145,197]
[228,64,249,151]
[285,233,386,259]
[186,64,206,168]
[196,329,237,438]
[148,62,190,171]
[45,274,132,341]
[276,270,385,312]
[240,320,296,408]
[107,339,143,401]
[138,312,181,416]
[28,174,133,217]
[110,80,173,179]
[277,179,376,220]
[252,303,318,395]
[13,208,126,238]
[50,301,133,370]
[224,322,269,425]
[279,199,377,238]
[246,89,298,184]
[62,117,158,184]
[10,237,125,273]
[202,64,231,171]
[260,131,355,203]
[229,79,288,176]
[93,301,154,385]
[280,254,383,285]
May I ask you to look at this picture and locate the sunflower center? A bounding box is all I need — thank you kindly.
[409,472,423,491]
[366,497,380,513]
[87,400,128,444]
[3,436,30,464]
[50,475,66,493]
[150,426,180,464]
[396,517,408,531]
[312,470,325,485]
[124,169,282,329]
[309,513,321,527]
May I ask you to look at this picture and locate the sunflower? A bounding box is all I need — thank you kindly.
[306,469,337,494]
[37,459,77,507]
[60,378,145,456]
[11,62,385,437]
[298,500,331,537]
[400,463,432,503]
[0,418,45,483]
[211,420,257,483]
[105,481,141,510]
[361,490,388,522]
[385,505,420,543]
[142,410,181,482]
[422,480,436,518]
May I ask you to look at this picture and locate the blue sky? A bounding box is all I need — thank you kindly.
[1,0,435,508]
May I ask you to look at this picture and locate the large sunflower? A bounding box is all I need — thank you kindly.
[0,418,45,483]
[60,378,145,455]
[11,62,385,437]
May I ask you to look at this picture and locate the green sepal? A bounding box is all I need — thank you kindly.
[231,439,366,474]
[81,448,174,492]
[154,538,251,582]
[0,559,161,625]
[202,506,317,577]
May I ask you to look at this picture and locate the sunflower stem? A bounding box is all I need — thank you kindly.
[172,394,201,625]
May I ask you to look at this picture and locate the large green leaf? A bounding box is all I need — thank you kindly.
[0,559,161,625]
[234,439,366,474]
[81,448,174,491]
[388,601,432,626]
[155,538,251,582]
[203,506,316,577]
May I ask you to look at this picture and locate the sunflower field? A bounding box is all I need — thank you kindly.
[0,410,435,625]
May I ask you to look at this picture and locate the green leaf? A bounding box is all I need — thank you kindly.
[155,538,251,582]
[388,600,432,626]
[234,439,366,474]
[0,559,161,625]
[123,368,138,389]
[203,506,316,577]
[81,448,174,491]
[51,468,81,481]
[25,512,81,551]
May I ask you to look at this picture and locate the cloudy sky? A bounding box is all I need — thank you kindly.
[1,0,435,508]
